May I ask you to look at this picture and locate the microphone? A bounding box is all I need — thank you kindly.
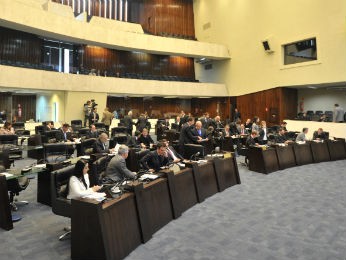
[190,151,200,161]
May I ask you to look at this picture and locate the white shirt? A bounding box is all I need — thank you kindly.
[67,174,97,200]
[167,147,178,161]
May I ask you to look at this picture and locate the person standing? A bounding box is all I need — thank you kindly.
[89,107,99,126]
[83,101,91,127]
[101,107,113,132]
[124,111,134,136]
[334,104,345,122]
[233,108,241,122]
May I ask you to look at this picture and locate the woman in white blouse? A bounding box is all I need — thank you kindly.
[67,160,102,200]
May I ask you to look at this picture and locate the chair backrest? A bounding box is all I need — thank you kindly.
[71,120,82,126]
[35,125,45,135]
[51,165,74,218]
[94,122,105,129]
[77,128,90,138]
[111,127,127,136]
[91,155,110,181]
[80,138,97,155]
[184,144,204,159]
[44,143,67,157]
[136,149,151,171]
[0,134,18,145]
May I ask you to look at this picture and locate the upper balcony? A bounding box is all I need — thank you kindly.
[0,0,230,60]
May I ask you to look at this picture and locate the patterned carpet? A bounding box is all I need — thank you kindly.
[1,156,346,260]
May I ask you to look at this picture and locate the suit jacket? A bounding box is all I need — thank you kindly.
[89,112,99,124]
[210,120,224,130]
[106,154,135,182]
[140,150,169,172]
[179,123,198,146]
[200,117,211,129]
[87,130,99,139]
[136,134,154,147]
[56,129,74,142]
[258,128,268,143]
[124,115,133,130]
[101,111,113,126]
[136,116,148,131]
[93,139,110,153]
[191,127,207,140]
[246,136,257,147]
[275,133,288,144]
[313,131,328,141]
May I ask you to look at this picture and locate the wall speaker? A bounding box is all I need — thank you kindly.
[262,39,274,53]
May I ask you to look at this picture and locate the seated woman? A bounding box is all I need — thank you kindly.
[136,128,154,149]
[0,122,15,135]
[67,160,103,200]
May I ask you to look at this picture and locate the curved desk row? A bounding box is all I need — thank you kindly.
[248,139,346,174]
[71,156,240,260]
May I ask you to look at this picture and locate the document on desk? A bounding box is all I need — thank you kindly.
[0,172,13,178]
[33,164,46,169]
[82,192,106,201]
[139,174,159,181]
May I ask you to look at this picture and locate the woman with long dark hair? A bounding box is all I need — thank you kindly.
[67,160,102,199]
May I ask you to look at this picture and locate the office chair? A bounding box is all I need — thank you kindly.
[51,165,74,240]
[135,149,151,172]
[6,176,30,211]
[79,138,97,156]
[43,143,69,163]
[91,155,111,185]
[71,120,82,131]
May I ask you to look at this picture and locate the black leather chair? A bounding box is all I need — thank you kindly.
[43,143,68,163]
[79,138,96,156]
[7,176,30,211]
[35,125,45,135]
[91,155,111,185]
[111,127,127,136]
[71,120,82,131]
[51,165,74,240]
[0,134,18,145]
[77,128,90,139]
[27,134,44,161]
[135,149,151,171]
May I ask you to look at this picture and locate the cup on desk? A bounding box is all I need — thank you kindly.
[150,143,153,149]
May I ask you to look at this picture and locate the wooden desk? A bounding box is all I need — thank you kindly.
[293,143,314,166]
[192,161,218,202]
[213,156,241,191]
[133,178,173,243]
[310,141,330,163]
[0,174,12,230]
[162,167,198,219]
[248,147,279,174]
[327,139,346,161]
[275,145,296,170]
[71,193,142,260]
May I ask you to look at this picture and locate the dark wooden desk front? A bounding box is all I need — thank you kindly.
[248,147,279,174]
[71,193,142,260]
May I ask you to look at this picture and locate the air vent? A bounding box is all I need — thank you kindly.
[204,64,212,70]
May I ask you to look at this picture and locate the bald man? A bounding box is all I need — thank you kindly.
[93,133,114,153]
[191,121,208,142]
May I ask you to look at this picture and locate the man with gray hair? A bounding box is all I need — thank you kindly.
[105,145,136,182]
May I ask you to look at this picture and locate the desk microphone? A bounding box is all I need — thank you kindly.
[190,152,200,161]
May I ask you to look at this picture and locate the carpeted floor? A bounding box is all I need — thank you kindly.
[1,156,346,260]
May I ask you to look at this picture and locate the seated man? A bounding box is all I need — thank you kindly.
[56,123,75,142]
[140,142,169,172]
[93,133,114,154]
[136,128,154,149]
[296,127,309,142]
[105,145,136,182]
[246,131,259,148]
[275,127,292,144]
[161,139,184,163]
[87,124,99,139]
[313,128,328,141]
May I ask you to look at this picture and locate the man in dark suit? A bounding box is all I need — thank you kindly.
[210,116,224,130]
[87,124,99,139]
[200,112,211,129]
[124,111,134,136]
[246,131,259,148]
[135,113,148,132]
[105,145,136,182]
[179,111,189,128]
[275,127,292,144]
[178,117,200,153]
[56,123,74,142]
[93,133,114,153]
[89,107,99,126]
[161,139,184,162]
[313,128,328,141]
[233,108,241,122]
[190,121,208,141]
[140,142,169,172]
